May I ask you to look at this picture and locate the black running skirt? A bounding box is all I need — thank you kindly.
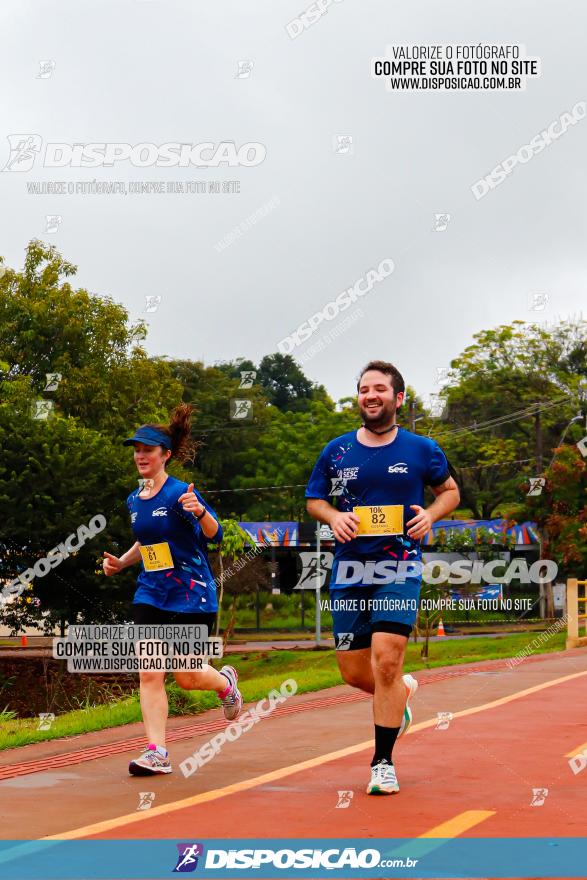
[131,602,217,630]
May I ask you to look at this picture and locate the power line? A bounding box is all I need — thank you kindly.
[431,395,573,440]
[205,483,307,494]
[190,395,574,440]
[433,397,567,438]
[198,398,581,495]
[203,455,540,494]
[456,456,537,472]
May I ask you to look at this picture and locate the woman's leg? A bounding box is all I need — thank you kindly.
[139,670,168,746]
[173,665,230,693]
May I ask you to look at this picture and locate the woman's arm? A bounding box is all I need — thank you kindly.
[119,541,143,567]
[178,483,220,540]
[103,541,142,575]
[194,507,220,540]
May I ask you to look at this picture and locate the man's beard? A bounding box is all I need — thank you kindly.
[359,400,397,430]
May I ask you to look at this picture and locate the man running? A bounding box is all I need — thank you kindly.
[306,360,459,794]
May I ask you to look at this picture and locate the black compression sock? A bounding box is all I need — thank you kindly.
[371,724,400,766]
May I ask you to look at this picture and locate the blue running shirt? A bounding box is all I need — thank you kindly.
[305,427,450,569]
[126,476,223,612]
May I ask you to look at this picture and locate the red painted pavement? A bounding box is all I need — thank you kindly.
[85,669,587,840]
[0,654,555,783]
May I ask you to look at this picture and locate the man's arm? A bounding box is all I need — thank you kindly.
[406,476,460,540]
[306,498,360,543]
[429,475,461,518]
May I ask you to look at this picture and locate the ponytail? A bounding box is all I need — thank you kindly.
[146,403,198,464]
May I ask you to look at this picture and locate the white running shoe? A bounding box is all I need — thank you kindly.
[398,673,418,738]
[366,759,400,795]
[128,745,172,776]
[219,665,243,722]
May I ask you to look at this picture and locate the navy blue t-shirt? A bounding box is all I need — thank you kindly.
[305,427,450,570]
[126,476,223,613]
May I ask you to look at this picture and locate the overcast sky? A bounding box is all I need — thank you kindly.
[1,0,585,404]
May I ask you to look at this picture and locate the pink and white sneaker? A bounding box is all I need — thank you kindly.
[128,744,172,776]
[218,665,243,722]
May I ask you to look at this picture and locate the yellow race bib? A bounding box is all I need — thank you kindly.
[140,542,174,572]
[354,505,404,537]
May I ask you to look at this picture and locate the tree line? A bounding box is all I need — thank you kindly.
[0,241,585,631]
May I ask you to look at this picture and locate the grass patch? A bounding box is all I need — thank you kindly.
[0,630,569,752]
[225,590,539,631]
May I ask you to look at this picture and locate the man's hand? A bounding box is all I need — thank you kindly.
[406,505,434,540]
[178,483,205,518]
[103,551,124,576]
[330,510,360,542]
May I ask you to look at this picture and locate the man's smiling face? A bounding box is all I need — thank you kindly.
[358,369,403,428]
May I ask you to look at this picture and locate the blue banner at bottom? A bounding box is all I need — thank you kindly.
[0,838,583,879]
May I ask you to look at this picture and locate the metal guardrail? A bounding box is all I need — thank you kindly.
[566,578,587,648]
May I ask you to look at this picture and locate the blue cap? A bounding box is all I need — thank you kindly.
[122,426,172,450]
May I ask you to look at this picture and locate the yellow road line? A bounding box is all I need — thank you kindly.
[44,668,587,840]
[389,810,495,861]
[565,740,587,758]
[419,809,495,838]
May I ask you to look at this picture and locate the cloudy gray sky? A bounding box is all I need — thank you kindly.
[1,0,585,404]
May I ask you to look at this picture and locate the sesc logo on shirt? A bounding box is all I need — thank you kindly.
[152,507,168,517]
[388,462,408,474]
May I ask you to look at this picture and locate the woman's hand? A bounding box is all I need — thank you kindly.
[178,483,205,518]
[103,551,124,576]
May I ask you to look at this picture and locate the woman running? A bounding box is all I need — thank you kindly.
[103,403,242,776]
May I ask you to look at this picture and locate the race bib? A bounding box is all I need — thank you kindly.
[353,505,404,537]
[140,542,174,572]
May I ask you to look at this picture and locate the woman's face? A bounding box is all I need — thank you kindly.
[133,442,170,478]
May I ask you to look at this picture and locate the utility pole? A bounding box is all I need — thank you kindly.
[535,409,543,473]
[535,406,548,617]
[409,399,416,433]
[315,522,321,646]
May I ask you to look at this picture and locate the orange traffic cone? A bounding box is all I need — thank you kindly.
[437,618,446,637]
[20,635,28,647]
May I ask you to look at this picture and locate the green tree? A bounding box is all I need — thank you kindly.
[0,242,192,633]
[432,320,587,518]
[209,520,250,641]
[524,444,587,576]
[230,400,359,520]
[0,240,182,437]
[0,410,138,634]
[256,354,332,412]
[167,359,272,515]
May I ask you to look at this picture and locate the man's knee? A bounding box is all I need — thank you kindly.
[371,649,403,682]
[337,652,374,693]
[341,668,371,691]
